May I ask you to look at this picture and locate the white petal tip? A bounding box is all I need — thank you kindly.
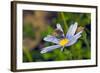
[40,50,47,54]
[43,37,47,41]
[74,22,78,25]
[57,23,60,25]
[57,23,61,27]
[43,36,49,41]
[40,51,44,54]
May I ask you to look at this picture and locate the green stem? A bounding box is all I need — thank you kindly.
[23,48,33,62]
[84,38,90,49]
[82,32,90,49]
[60,12,68,33]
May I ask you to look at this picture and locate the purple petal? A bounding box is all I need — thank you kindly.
[74,30,83,39]
[57,23,63,32]
[66,35,81,47]
[44,35,59,44]
[66,39,77,47]
[66,31,83,46]
[66,22,78,39]
[56,23,64,36]
[66,24,73,37]
[40,45,61,54]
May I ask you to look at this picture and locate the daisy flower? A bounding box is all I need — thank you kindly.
[40,22,83,54]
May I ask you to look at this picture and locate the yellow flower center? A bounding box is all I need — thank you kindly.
[59,38,69,46]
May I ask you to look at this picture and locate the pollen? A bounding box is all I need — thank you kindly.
[59,38,69,46]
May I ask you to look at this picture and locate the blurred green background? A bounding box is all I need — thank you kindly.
[23,10,91,62]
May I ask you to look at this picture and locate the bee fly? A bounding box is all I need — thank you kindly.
[52,29,64,39]
[52,26,84,39]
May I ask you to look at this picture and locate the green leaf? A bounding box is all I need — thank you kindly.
[41,25,54,38]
